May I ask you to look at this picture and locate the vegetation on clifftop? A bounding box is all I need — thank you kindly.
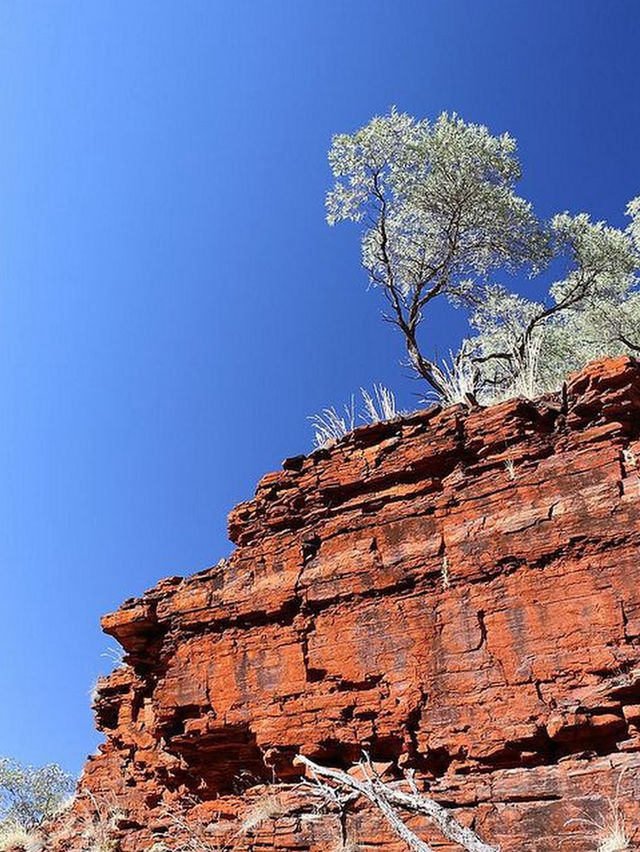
[326,110,640,405]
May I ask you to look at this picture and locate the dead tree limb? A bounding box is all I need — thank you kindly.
[296,755,435,852]
[294,754,499,852]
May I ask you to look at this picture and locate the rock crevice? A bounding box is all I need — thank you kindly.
[49,357,640,851]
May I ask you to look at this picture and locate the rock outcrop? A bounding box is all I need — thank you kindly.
[49,358,640,852]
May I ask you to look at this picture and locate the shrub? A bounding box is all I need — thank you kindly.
[0,823,42,852]
[0,758,74,834]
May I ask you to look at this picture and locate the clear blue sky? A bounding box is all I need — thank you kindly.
[0,1,638,775]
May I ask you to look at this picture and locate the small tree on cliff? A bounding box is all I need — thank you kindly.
[327,109,640,403]
[327,110,549,396]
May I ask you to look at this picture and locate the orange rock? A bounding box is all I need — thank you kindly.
[46,358,640,852]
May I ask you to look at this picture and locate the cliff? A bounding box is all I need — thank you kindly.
[49,357,640,852]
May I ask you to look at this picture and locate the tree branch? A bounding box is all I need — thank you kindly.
[294,755,499,852]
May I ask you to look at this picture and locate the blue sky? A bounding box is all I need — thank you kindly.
[0,1,638,775]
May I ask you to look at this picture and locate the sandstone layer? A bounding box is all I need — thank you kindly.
[50,357,640,852]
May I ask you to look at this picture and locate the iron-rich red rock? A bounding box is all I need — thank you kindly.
[47,357,640,852]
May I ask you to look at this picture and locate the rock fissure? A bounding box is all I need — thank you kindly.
[49,358,640,852]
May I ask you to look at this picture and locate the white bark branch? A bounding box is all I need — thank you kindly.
[294,754,498,852]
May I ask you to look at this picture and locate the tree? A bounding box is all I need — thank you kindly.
[628,196,640,251]
[326,110,549,396]
[468,209,640,400]
[0,757,75,831]
[327,109,640,404]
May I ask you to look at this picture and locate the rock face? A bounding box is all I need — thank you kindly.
[49,358,640,852]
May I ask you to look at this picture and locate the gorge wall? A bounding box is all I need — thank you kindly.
[49,357,640,852]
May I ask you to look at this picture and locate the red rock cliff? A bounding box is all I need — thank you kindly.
[50,358,640,851]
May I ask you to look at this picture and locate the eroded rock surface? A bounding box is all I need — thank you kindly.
[49,358,640,851]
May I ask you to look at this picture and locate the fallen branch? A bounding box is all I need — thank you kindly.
[294,754,498,852]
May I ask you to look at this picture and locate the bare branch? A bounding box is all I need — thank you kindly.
[294,754,499,852]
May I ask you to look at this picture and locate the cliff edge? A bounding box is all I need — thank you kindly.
[49,357,640,852]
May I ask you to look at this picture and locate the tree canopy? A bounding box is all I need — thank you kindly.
[0,757,74,831]
[327,110,640,404]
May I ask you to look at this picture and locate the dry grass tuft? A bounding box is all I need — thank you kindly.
[567,774,632,852]
[309,384,402,449]
[240,794,284,834]
[69,791,124,852]
[596,810,630,852]
[0,824,43,852]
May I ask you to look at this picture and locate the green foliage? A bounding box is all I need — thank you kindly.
[468,210,639,400]
[0,757,75,831]
[328,109,640,403]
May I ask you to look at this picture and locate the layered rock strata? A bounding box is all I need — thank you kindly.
[49,358,640,851]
